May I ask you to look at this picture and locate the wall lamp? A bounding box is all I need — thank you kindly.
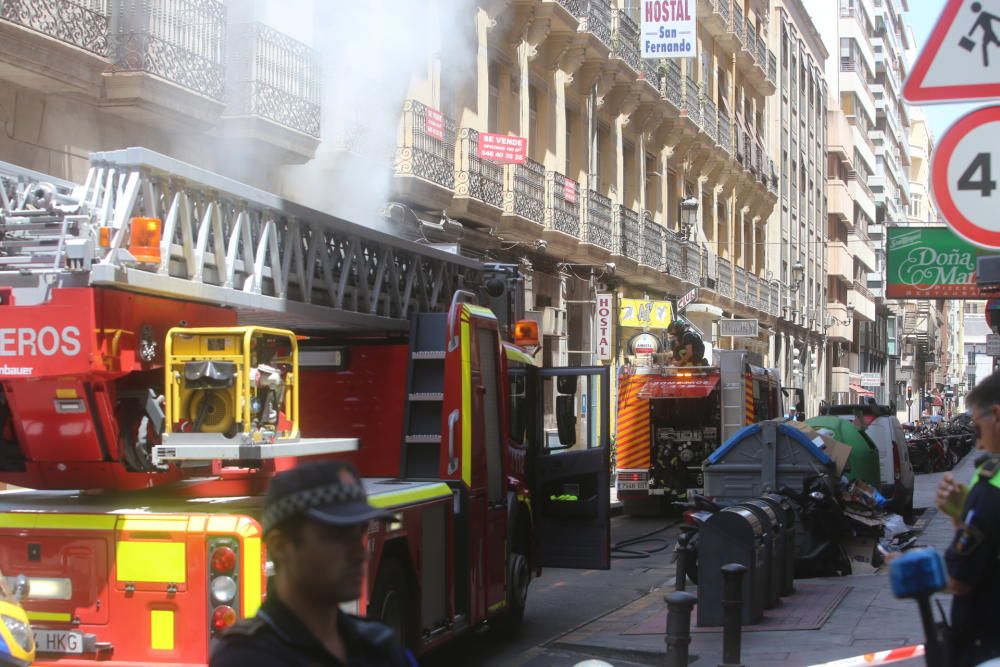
[679,197,699,241]
[826,303,855,328]
[765,261,804,289]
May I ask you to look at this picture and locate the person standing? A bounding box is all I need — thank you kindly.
[210,460,415,667]
[936,371,1000,666]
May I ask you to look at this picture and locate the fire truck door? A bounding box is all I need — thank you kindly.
[532,367,610,570]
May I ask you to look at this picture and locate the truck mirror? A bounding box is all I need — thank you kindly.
[556,395,577,446]
[557,375,578,395]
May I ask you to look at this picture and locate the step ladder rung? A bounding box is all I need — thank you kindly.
[405,435,442,444]
[408,392,444,401]
[411,351,446,360]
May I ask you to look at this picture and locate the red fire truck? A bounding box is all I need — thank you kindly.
[0,149,611,664]
[615,350,783,514]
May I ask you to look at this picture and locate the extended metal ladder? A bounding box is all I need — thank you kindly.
[0,148,482,332]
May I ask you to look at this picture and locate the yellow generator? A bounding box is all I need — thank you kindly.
[164,326,299,443]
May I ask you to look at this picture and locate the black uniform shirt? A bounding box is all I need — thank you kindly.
[210,595,415,667]
[945,459,1000,645]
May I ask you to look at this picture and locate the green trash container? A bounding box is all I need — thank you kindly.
[805,416,881,487]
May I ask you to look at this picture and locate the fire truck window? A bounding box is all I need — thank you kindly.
[477,328,503,505]
[509,370,528,446]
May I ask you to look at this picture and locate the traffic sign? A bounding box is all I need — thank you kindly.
[903,0,1000,104]
[931,106,1000,249]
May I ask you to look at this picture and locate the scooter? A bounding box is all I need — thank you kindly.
[781,475,854,577]
[0,571,35,667]
[672,493,723,585]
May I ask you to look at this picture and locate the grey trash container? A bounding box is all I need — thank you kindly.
[741,498,783,608]
[697,506,767,626]
[761,492,796,595]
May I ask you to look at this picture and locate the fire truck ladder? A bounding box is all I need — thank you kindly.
[0,149,486,464]
[1,147,483,332]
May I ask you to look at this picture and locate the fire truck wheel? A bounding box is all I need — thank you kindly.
[118,405,157,472]
[491,552,528,639]
[368,558,414,650]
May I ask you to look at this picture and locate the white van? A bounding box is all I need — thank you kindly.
[825,402,915,522]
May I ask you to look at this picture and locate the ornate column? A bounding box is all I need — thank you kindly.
[516,18,550,144]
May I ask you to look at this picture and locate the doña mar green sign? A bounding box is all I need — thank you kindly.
[887,226,999,298]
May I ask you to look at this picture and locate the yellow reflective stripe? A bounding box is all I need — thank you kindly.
[461,318,472,487]
[242,536,263,618]
[119,517,188,532]
[26,611,72,623]
[466,304,495,319]
[503,346,536,366]
[55,388,78,399]
[368,483,452,509]
[206,516,240,534]
[0,514,117,530]
[117,541,186,583]
[488,600,506,612]
[237,517,261,538]
[150,609,174,650]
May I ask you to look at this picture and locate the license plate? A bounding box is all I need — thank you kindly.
[675,430,701,441]
[34,629,84,654]
[618,481,647,490]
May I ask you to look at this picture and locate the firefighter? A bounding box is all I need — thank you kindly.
[210,460,414,667]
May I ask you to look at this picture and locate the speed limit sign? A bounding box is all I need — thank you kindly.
[932,106,1000,249]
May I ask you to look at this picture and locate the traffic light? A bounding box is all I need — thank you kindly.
[907,386,913,400]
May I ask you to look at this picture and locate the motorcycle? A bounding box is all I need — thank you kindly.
[672,493,723,585]
[781,475,854,578]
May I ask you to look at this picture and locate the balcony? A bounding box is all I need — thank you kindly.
[699,0,730,40]
[848,230,876,272]
[0,0,109,96]
[848,280,877,322]
[543,171,582,254]
[827,241,852,283]
[612,10,644,80]
[702,97,718,144]
[612,204,641,271]
[502,158,545,241]
[718,256,733,299]
[661,60,683,110]
[574,188,614,262]
[222,23,320,160]
[734,265,748,306]
[718,112,732,156]
[104,0,227,125]
[664,226,684,278]
[640,213,665,272]
[682,76,701,128]
[827,108,855,161]
[681,241,703,286]
[827,179,851,221]
[394,99,457,210]
[450,128,505,225]
[577,0,614,52]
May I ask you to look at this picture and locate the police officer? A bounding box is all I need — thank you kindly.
[936,371,1000,666]
[210,460,414,667]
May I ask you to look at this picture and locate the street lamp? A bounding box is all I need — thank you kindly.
[679,197,699,240]
[826,303,855,328]
[791,261,805,289]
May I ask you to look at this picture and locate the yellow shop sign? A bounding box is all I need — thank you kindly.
[619,299,674,329]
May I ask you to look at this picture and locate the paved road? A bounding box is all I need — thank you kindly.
[422,514,683,666]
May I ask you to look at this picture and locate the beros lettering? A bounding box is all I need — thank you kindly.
[0,326,82,357]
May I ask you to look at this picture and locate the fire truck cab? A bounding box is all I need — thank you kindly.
[0,149,611,664]
[615,349,782,514]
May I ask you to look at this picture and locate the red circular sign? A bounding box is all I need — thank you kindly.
[931,106,1000,249]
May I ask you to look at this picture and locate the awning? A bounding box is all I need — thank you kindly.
[849,384,875,397]
[639,374,720,399]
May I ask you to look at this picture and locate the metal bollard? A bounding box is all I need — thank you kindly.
[664,591,697,667]
[674,528,694,591]
[719,563,748,667]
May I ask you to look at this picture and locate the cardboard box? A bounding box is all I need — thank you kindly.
[783,420,852,476]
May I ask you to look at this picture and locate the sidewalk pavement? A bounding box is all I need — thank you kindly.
[553,454,976,666]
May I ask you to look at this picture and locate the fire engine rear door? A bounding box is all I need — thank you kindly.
[532,366,610,570]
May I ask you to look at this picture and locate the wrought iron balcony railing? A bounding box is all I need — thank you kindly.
[665,226,683,276]
[719,112,732,156]
[745,20,756,62]
[225,23,320,137]
[747,273,761,310]
[732,4,745,47]
[544,171,581,238]
[682,242,703,285]
[555,0,584,17]
[583,189,614,250]
[396,100,456,191]
[577,0,613,50]
[641,212,663,269]
[767,51,777,85]
[110,0,226,100]
[718,256,733,298]
[503,158,545,224]
[718,0,731,24]
[0,0,109,56]
[613,204,640,257]
[702,97,718,144]
[455,129,504,209]
[756,34,767,68]
[735,265,748,304]
[663,60,682,107]
[683,76,701,126]
[612,10,641,74]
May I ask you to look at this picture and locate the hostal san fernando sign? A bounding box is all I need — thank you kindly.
[886,226,1000,299]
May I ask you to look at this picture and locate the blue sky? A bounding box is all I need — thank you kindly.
[905,0,982,142]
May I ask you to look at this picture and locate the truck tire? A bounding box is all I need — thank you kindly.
[368,558,414,650]
[490,551,529,639]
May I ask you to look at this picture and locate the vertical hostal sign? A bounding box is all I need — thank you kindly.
[641,0,696,59]
[596,293,613,360]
